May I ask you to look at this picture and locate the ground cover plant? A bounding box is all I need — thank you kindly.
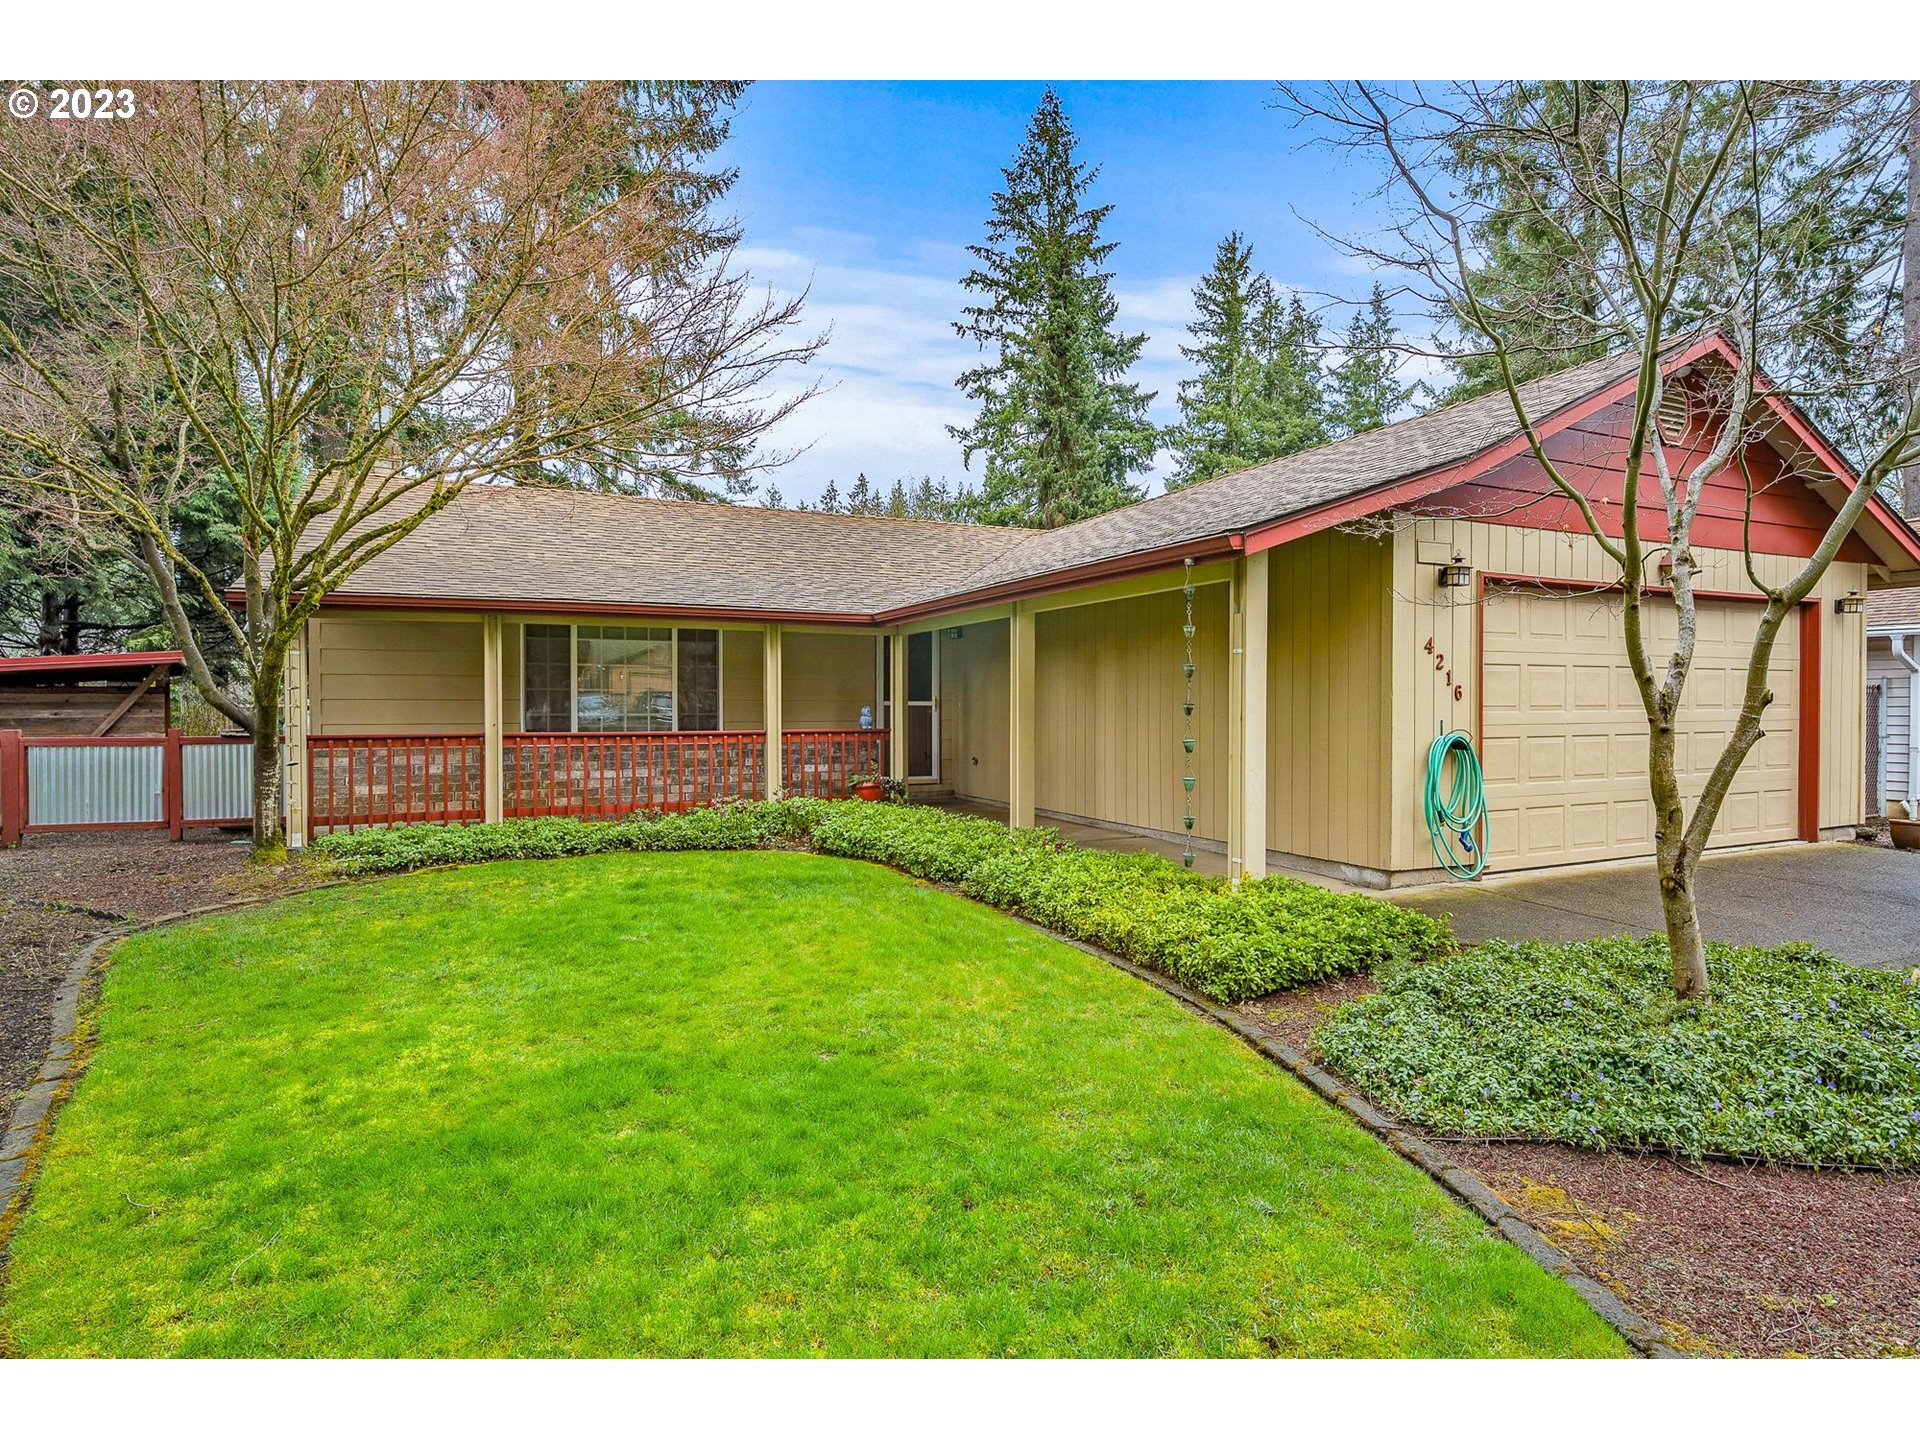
[1,852,1621,1357]
[310,801,1452,1003]
[1314,936,1920,1168]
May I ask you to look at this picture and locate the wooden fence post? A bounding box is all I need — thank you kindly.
[0,729,24,848]
[163,728,184,842]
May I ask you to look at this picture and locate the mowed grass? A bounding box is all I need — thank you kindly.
[3,852,1623,1357]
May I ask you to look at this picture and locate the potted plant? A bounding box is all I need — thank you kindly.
[850,772,887,802]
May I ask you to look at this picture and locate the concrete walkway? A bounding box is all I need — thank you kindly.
[1393,843,1920,971]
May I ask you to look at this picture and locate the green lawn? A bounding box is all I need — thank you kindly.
[3,851,1623,1357]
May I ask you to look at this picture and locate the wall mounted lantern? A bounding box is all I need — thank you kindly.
[1835,591,1866,615]
[1436,554,1474,588]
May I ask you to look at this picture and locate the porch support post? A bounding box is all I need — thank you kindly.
[1230,551,1270,883]
[764,623,784,798]
[1008,601,1036,829]
[282,622,309,846]
[482,614,504,823]
[887,628,910,785]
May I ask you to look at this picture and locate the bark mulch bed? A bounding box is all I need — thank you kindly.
[1,831,321,1113]
[1244,976,1920,1358]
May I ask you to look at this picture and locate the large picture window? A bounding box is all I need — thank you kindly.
[519,623,723,732]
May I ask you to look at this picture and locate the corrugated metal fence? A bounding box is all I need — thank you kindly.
[0,729,255,844]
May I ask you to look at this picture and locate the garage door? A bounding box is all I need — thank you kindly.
[1480,585,1799,870]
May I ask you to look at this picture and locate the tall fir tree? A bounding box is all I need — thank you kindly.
[1167,234,1329,488]
[1330,284,1416,436]
[950,89,1157,528]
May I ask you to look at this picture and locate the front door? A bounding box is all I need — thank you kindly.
[881,632,939,781]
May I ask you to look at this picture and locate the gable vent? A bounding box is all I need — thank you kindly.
[1655,385,1691,448]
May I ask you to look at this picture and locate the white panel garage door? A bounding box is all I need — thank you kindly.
[1480,585,1799,870]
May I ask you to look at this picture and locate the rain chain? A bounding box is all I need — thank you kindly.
[1180,558,1197,867]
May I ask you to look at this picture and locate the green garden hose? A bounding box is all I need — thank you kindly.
[1424,730,1489,879]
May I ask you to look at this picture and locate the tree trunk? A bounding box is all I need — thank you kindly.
[250,662,286,857]
[1647,705,1711,1000]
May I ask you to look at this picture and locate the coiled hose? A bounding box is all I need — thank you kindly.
[1424,730,1489,879]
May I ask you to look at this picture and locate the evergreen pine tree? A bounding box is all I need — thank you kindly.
[1166,235,1329,488]
[1252,290,1331,454]
[950,89,1157,528]
[817,478,843,513]
[1330,284,1415,436]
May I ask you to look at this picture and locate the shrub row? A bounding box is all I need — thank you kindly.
[1314,935,1920,1168]
[311,800,1453,1002]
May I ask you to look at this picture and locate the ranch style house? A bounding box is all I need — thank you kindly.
[281,334,1920,887]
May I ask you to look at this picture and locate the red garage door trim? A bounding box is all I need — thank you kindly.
[1472,571,1820,849]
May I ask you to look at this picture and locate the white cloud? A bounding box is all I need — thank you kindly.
[739,237,1220,503]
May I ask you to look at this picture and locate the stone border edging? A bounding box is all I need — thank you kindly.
[0,882,353,1242]
[2,857,1681,1358]
[1020,923,1686,1359]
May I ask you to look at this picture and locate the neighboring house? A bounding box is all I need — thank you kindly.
[280,334,1920,886]
[1867,586,1920,817]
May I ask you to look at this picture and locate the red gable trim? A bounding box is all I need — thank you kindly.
[0,650,184,677]
[1243,333,1920,570]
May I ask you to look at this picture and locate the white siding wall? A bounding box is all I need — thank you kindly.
[1868,635,1915,804]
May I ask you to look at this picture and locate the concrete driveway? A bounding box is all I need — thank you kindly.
[1394,843,1920,971]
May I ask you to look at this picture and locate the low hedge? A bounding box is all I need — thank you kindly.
[310,800,1452,1003]
[1314,935,1920,1168]
[963,846,1451,1001]
[309,804,813,874]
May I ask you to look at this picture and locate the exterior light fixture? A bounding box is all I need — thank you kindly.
[1835,591,1866,615]
[1437,554,1473,588]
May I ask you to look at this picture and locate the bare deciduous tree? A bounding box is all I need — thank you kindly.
[0,81,820,853]
[1282,80,1920,999]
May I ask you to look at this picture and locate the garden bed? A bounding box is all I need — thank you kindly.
[1239,950,1920,1356]
[1313,936,1920,1169]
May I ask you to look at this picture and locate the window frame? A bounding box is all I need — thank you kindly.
[517,621,725,733]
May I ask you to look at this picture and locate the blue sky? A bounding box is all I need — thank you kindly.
[720,81,1415,506]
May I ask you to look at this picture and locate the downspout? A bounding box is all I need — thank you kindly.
[1894,632,1920,810]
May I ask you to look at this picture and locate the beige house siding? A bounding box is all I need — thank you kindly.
[783,632,879,730]
[1264,528,1394,874]
[940,619,1010,803]
[722,628,764,729]
[1033,585,1231,843]
[308,615,484,734]
[1387,519,1868,876]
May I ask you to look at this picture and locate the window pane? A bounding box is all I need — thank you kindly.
[577,625,672,732]
[908,631,933,699]
[677,629,721,731]
[523,624,571,732]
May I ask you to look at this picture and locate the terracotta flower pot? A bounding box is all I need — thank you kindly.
[1889,818,1920,852]
[852,780,886,802]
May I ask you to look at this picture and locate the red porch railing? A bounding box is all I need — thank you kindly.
[780,729,887,801]
[503,731,765,818]
[307,734,485,834]
[305,729,887,835]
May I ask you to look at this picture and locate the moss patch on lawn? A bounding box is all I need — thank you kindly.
[3,852,1619,1357]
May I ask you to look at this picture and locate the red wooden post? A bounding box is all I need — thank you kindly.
[0,728,25,848]
[163,728,184,841]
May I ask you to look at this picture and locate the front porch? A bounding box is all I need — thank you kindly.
[303,728,886,834]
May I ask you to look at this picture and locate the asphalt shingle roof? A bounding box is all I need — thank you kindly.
[319,348,1647,618]
[1868,586,1920,630]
